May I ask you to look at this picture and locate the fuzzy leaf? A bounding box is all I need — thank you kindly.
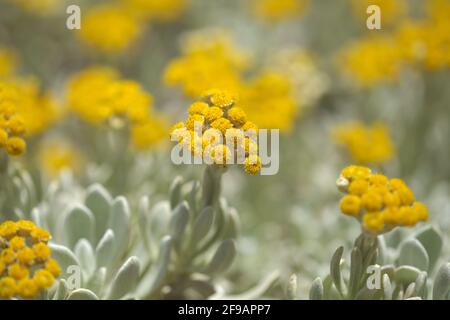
[67,288,99,300]
[53,279,69,300]
[85,184,113,243]
[95,229,115,267]
[63,205,95,249]
[206,239,236,275]
[398,239,429,271]
[49,243,80,279]
[433,263,450,300]
[191,206,214,245]
[330,246,344,295]
[169,176,183,209]
[74,239,96,278]
[136,236,172,298]
[394,266,421,285]
[309,277,324,300]
[416,227,443,272]
[108,197,130,263]
[382,274,393,300]
[107,256,140,299]
[170,201,190,250]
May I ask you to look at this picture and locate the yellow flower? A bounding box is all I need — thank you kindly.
[79,4,142,54]
[203,106,224,123]
[210,118,232,135]
[45,259,61,278]
[0,78,58,157]
[238,71,298,132]
[17,278,38,299]
[340,195,361,216]
[0,220,60,299]
[338,36,401,87]
[244,155,262,175]
[337,166,428,235]
[0,47,18,78]
[66,66,152,128]
[33,269,54,289]
[130,115,169,150]
[8,264,29,280]
[0,277,17,299]
[253,0,309,22]
[38,140,83,178]
[227,107,247,128]
[333,122,394,165]
[170,89,260,174]
[164,29,248,97]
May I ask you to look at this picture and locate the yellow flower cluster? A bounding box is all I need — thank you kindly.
[238,71,298,132]
[339,36,401,87]
[0,47,18,78]
[79,4,142,54]
[67,66,167,150]
[337,165,428,234]
[122,0,189,22]
[38,140,83,178]
[333,122,394,165]
[170,90,261,174]
[0,79,58,156]
[164,29,249,97]
[394,9,450,71]
[252,0,309,22]
[341,1,450,86]
[0,220,61,299]
[350,0,407,27]
[67,66,151,126]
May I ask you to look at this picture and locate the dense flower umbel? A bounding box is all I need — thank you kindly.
[0,79,58,156]
[333,122,394,165]
[0,220,61,299]
[170,89,261,174]
[337,165,428,235]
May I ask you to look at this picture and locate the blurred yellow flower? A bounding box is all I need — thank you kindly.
[164,29,249,97]
[169,89,261,174]
[0,220,60,299]
[0,47,18,78]
[337,165,428,235]
[350,0,407,27]
[0,78,58,157]
[79,4,142,54]
[122,0,189,21]
[238,71,298,132]
[253,0,309,22]
[339,36,401,87]
[131,115,169,150]
[66,66,151,126]
[38,140,83,178]
[333,122,394,165]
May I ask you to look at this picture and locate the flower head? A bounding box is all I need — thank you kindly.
[0,220,60,299]
[337,165,428,235]
[253,0,309,22]
[333,122,394,165]
[170,89,261,174]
